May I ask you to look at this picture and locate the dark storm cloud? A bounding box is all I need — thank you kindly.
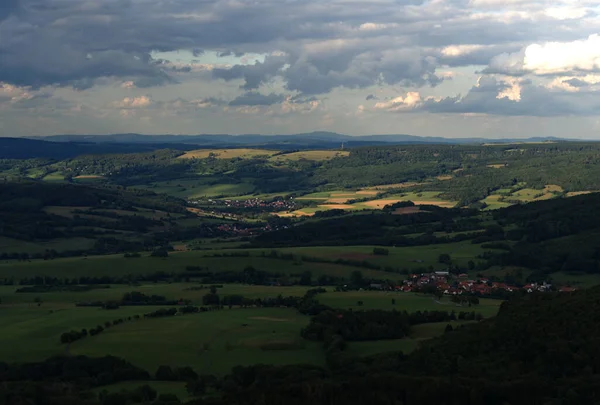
[0,0,598,100]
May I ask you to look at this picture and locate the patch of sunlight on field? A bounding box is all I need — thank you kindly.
[178,149,278,159]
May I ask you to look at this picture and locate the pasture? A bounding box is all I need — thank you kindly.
[268,241,494,270]
[140,179,256,199]
[0,284,314,306]
[0,235,95,254]
[70,307,325,375]
[270,150,349,161]
[346,321,473,357]
[177,149,278,160]
[353,191,457,209]
[317,291,502,318]
[0,250,404,281]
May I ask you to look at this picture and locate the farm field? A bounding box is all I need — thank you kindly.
[0,305,157,363]
[41,172,65,182]
[352,191,457,209]
[178,149,278,159]
[0,235,96,254]
[317,291,502,318]
[0,284,315,306]
[267,241,495,270]
[0,251,404,281]
[70,307,325,375]
[296,189,378,203]
[481,184,565,209]
[346,321,474,357]
[270,150,349,161]
[139,179,256,199]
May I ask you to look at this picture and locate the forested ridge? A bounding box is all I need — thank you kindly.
[5,141,600,204]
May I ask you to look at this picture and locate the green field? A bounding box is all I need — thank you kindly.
[268,241,496,270]
[0,284,314,306]
[0,305,155,363]
[178,149,279,160]
[317,291,502,318]
[0,236,96,254]
[139,179,256,199]
[0,241,499,281]
[71,307,325,375]
[346,321,473,357]
[0,282,496,376]
[0,251,403,281]
[41,172,65,182]
[270,150,349,162]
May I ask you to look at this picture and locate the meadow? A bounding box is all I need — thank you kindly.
[178,149,279,159]
[270,150,350,161]
[138,179,256,199]
[0,250,405,281]
[0,282,497,376]
[70,307,326,376]
[0,235,96,254]
[317,290,502,318]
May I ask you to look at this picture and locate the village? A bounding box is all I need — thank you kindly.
[374,271,577,295]
[191,197,297,211]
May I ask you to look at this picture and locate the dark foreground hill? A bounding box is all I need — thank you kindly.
[192,287,600,405]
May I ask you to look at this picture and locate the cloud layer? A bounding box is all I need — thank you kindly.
[1,0,600,137]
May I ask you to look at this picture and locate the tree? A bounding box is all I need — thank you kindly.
[150,248,169,258]
[299,271,312,286]
[133,385,157,402]
[157,393,180,403]
[155,365,175,381]
[203,293,220,306]
[468,260,476,271]
[350,271,364,287]
[438,253,451,265]
[357,300,363,306]
[444,324,454,333]
[391,298,396,305]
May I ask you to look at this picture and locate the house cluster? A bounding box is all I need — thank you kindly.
[207,198,296,211]
[389,271,577,295]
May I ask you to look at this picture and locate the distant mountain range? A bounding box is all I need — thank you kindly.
[30,131,571,146]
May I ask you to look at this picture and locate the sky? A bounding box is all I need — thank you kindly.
[1,0,600,139]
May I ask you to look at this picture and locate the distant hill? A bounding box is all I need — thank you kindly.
[29,132,572,147]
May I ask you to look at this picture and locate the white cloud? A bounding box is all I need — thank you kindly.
[113,96,152,108]
[524,34,600,74]
[496,77,523,101]
[374,92,425,112]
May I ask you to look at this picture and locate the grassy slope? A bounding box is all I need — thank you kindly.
[70,307,325,375]
[317,291,502,318]
[0,284,314,306]
[178,149,279,159]
[0,251,403,281]
[0,236,96,254]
